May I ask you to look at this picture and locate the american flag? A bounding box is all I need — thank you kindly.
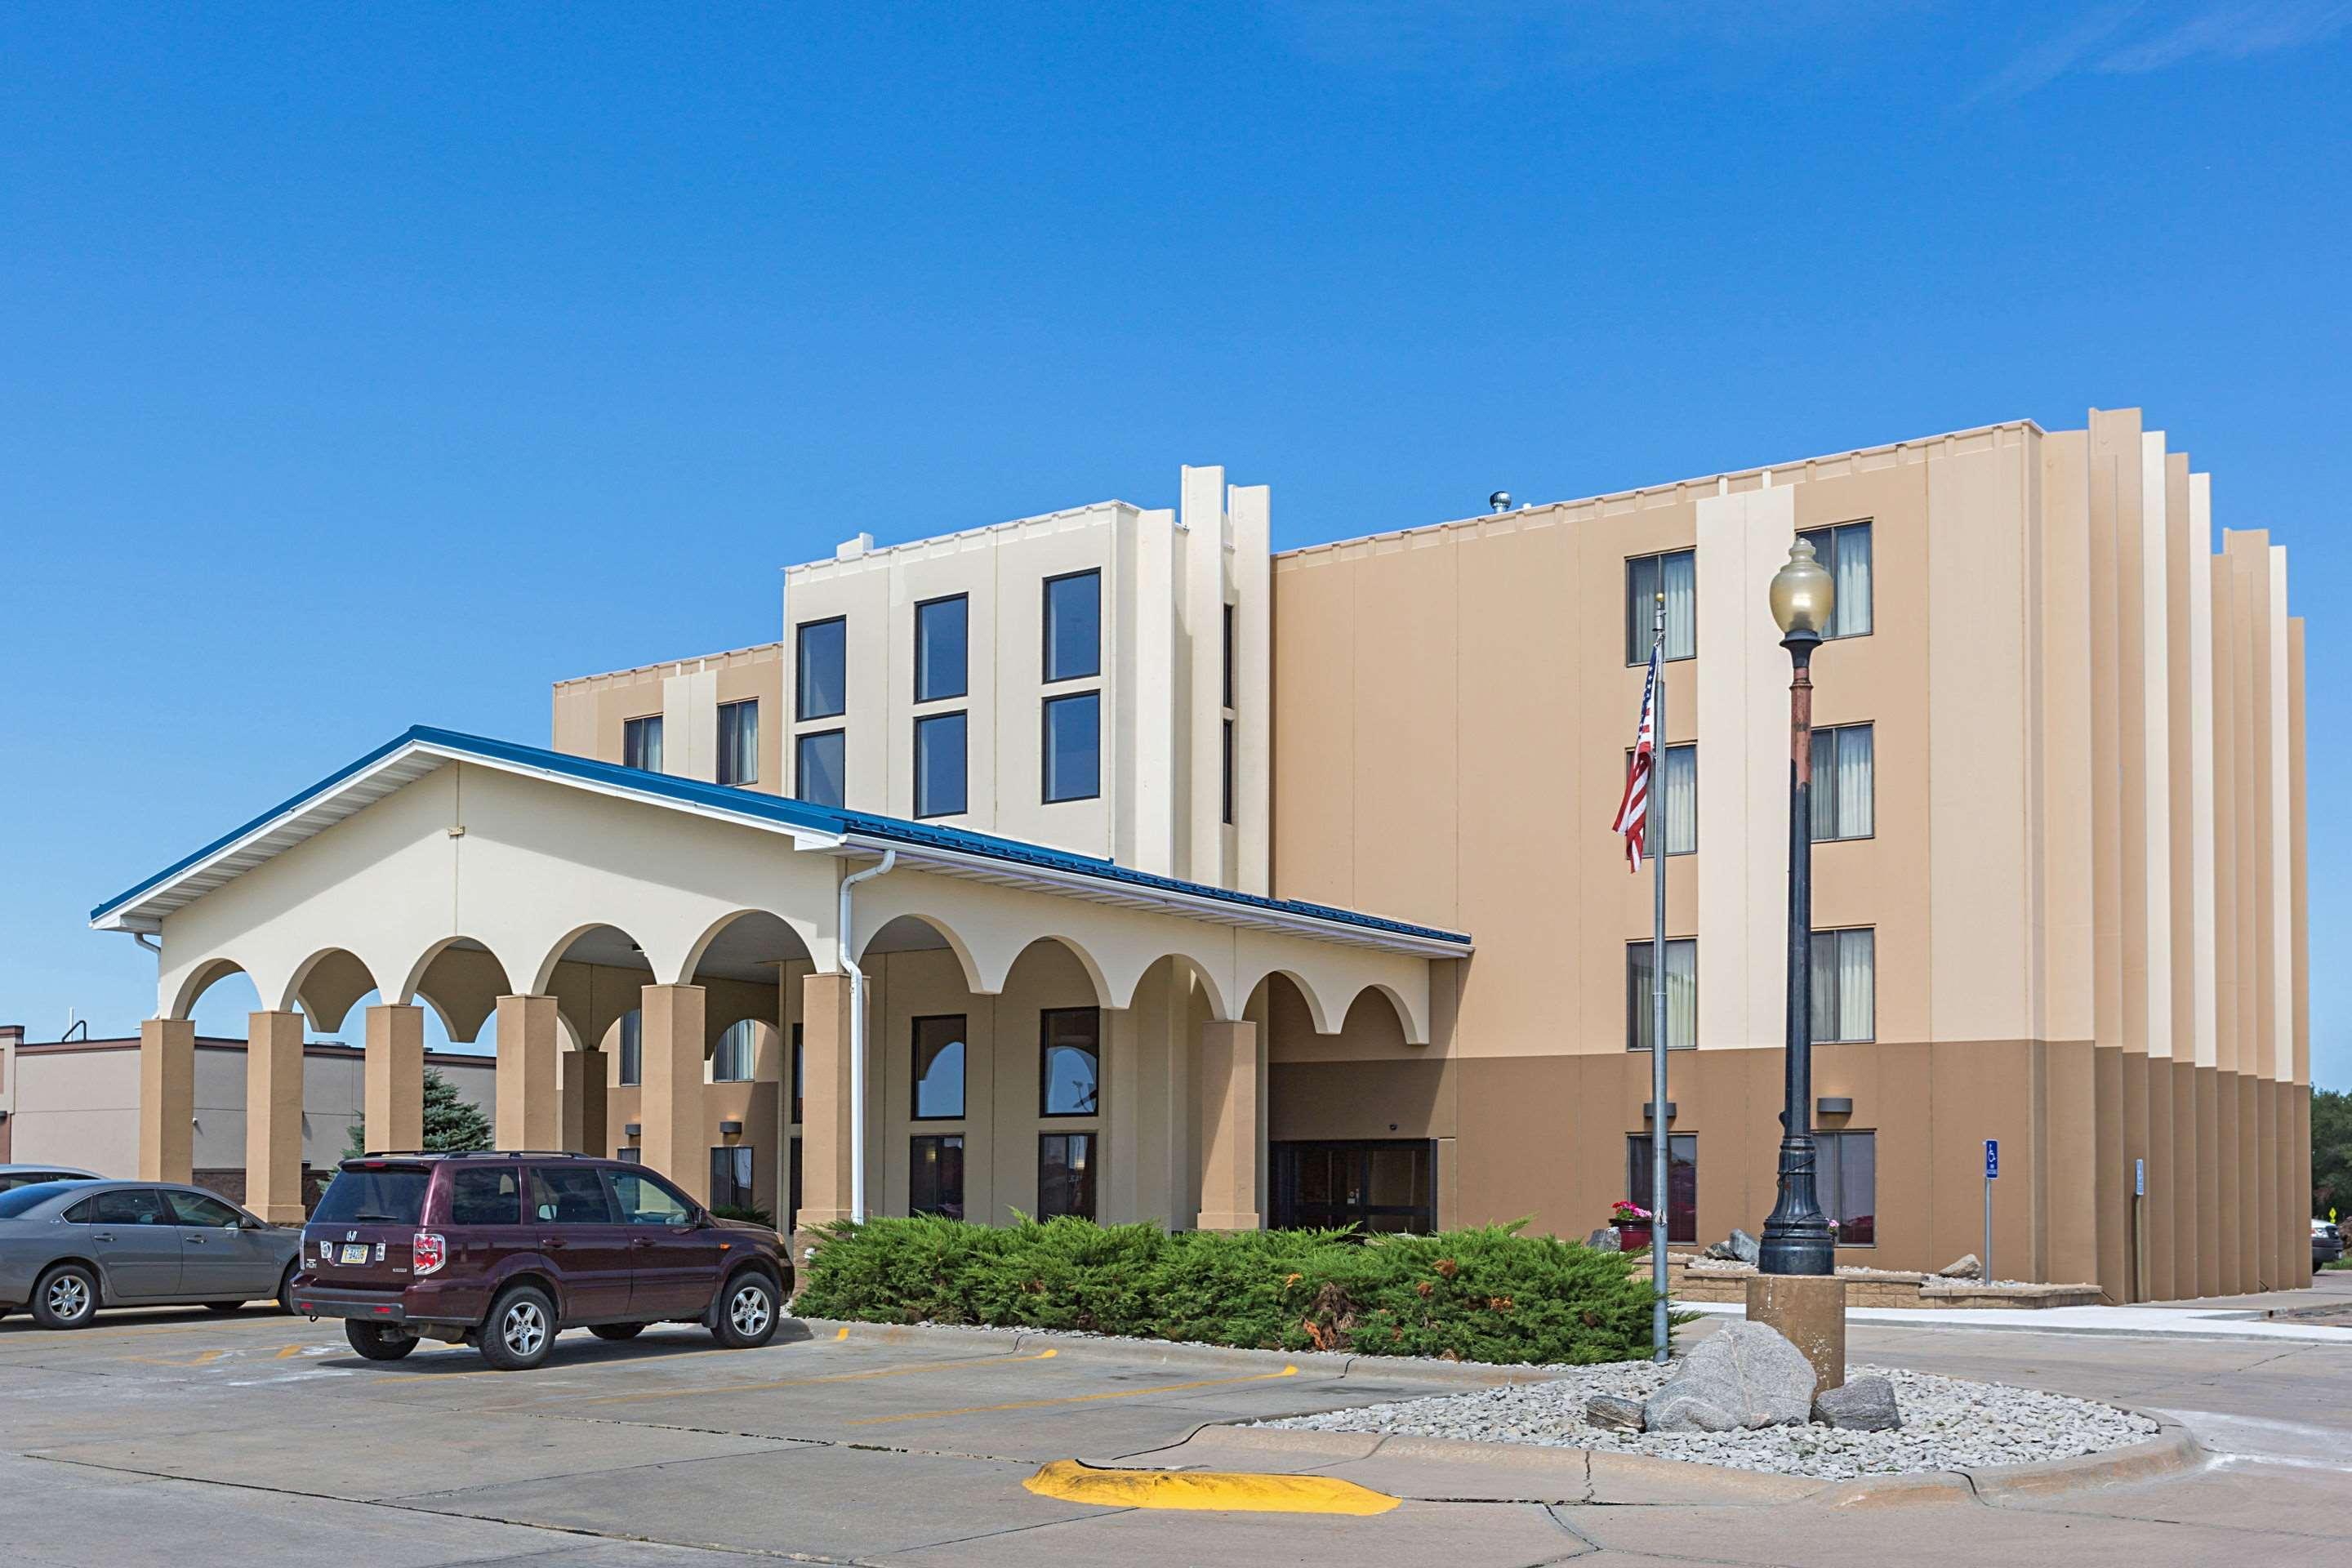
[1611,635,1662,872]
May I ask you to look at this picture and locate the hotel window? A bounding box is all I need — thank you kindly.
[1809,724,1873,841]
[1626,939,1697,1052]
[915,710,968,818]
[1042,691,1100,803]
[1222,601,1236,708]
[915,594,969,703]
[716,699,759,786]
[1626,1134,1698,1243]
[1221,719,1235,826]
[791,1023,803,1124]
[1270,1141,1438,1234]
[911,1014,966,1121]
[795,728,845,808]
[796,617,846,721]
[1040,1007,1101,1117]
[910,1134,964,1219]
[1624,742,1696,855]
[708,1147,754,1211]
[1043,569,1101,683]
[1809,928,1876,1044]
[1797,521,1873,639]
[617,1009,642,1086]
[711,1019,755,1083]
[788,1136,801,1234]
[1038,1133,1098,1221]
[1624,549,1696,664]
[1815,1129,1877,1245]
[622,715,664,773]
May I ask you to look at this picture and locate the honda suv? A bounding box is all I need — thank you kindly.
[291,1152,789,1370]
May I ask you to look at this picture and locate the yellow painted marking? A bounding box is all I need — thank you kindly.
[848,1364,1299,1427]
[835,1326,850,1341]
[125,1348,228,1368]
[555,1348,1058,1406]
[1024,1457,1398,1516]
[275,1344,310,1359]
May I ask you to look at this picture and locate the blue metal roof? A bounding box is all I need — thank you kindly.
[91,725,1472,949]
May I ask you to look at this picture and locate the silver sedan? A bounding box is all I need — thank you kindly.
[0,1180,303,1329]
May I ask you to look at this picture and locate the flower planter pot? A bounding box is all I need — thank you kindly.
[1615,1223,1653,1253]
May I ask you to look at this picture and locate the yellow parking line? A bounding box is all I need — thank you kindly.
[123,1348,229,1368]
[275,1344,310,1359]
[554,1347,1060,1406]
[1025,1457,1398,1516]
[835,1326,850,1340]
[847,1364,1300,1427]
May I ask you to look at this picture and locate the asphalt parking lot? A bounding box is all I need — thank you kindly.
[4,1296,2352,1566]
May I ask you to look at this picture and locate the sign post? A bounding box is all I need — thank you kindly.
[1982,1139,1998,1283]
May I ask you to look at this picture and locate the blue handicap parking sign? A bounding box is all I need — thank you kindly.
[1984,1139,1998,1180]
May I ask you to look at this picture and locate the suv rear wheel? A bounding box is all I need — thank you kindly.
[344,1321,417,1361]
[711,1270,778,1349]
[481,1283,558,1370]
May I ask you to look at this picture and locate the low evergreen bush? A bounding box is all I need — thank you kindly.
[794,1216,1668,1365]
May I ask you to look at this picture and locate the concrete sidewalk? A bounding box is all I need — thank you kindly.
[1677,1295,2352,1343]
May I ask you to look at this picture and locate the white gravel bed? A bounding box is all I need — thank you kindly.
[1257,1361,2159,1480]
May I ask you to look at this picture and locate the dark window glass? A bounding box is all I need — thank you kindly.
[717,699,760,786]
[1626,939,1698,1051]
[1628,742,1695,856]
[711,1019,755,1082]
[1809,724,1874,841]
[528,1165,618,1225]
[1042,692,1100,803]
[622,715,664,772]
[1043,569,1101,682]
[167,1190,243,1227]
[446,1166,521,1226]
[1222,601,1235,710]
[1039,1133,1097,1220]
[915,711,968,817]
[1221,717,1234,826]
[1809,928,1876,1043]
[1270,1141,1437,1234]
[0,1171,81,1192]
[1040,1008,1100,1117]
[1798,522,1873,639]
[92,1187,172,1225]
[617,1010,642,1086]
[704,1150,755,1212]
[910,1134,964,1219]
[2,1184,87,1218]
[915,595,969,702]
[797,617,847,720]
[1626,1134,1699,1243]
[791,1024,804,1125]
[912,1015,966,1120]
[1816,1130,1877,1246]
[1625,550,1696,664]
[313,1169,429,1225]
[788,1135,803,1235]
[796,728,846,808]
[615,1147,643,1164]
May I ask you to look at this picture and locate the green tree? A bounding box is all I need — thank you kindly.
[2315,1087,2352,1222]
[341,1066,494,1159]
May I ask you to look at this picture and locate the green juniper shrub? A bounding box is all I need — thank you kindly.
[709,1204,776,1228]
[795,1215,1671,1364]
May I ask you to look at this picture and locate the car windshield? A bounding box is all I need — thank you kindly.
[0,1181,91,1218]
[310,1168,430,1225]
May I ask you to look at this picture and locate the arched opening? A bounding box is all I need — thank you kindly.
[856,911,987,996]
[1258,976,1444,1237]
[168,960,325,1217]
[401,937,514,1045]
[534,924,656,1162]
[681,911,812,1223]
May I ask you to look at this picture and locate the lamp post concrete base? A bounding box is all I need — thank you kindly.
[1745,1275,1846,1394]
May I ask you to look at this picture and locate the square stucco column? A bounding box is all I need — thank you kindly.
[137,1018,195,1184]
[639,984,706,1202]
[561,1049,608,1156]
[1195,1019,1263,1232]
[245,1010,308,1224]
[494,996,561,1152]
[794,971,854,1262]
[363,1004,424,1156]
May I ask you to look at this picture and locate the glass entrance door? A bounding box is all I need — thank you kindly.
[1271,1140,1437,1234]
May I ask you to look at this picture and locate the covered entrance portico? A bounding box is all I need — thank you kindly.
[91,728,1469,1247]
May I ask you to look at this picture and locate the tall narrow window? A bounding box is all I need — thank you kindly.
[796,617,847,721]
[617,1010,643,1086]
[1809,724,1873,841]
[915,595,969,703]
[708,1147,754,1210]
[1626,1134,1698,1243]
[1798,522,1873,639]
[1815,1129,1876,1245]
[1809,928,1876,1044]
[1624,550,1697,664]
[1221,717,1235,826]
[1042,569,1101,682]
[910,1134,964,1218]
[1626,938,1698,1051]
[790,1024,803,1125]
[911,1015,966,1121]
[1039,1133,1097,1221]
[716,699,760,786]
[915,710,968,817]
[622,715,664,773]
[795,728,845,808]
[1221,601,1235,709]
[1041,692,1100,803]
[1624,742,1698,855]
[1040,1008,1100,1116]
[711,1019,755,1082]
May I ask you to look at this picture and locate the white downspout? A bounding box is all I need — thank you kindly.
[837,849,896,1223]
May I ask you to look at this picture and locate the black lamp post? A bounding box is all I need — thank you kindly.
[1758,537,1837,1277]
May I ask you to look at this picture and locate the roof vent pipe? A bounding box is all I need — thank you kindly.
[1487,491,1512,514]
[838,849,898,1227]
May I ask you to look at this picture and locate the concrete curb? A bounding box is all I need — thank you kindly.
[1962,1414,2203,1501]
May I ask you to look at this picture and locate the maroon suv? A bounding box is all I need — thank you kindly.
[292,1152,790,1370]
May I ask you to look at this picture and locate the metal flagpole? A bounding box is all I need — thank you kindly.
[1650,591,1671,1363]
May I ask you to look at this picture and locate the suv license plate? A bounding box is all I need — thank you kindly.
[338,1244,370,1264]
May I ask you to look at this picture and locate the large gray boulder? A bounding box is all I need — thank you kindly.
[1936,1254,1984,1280]
[1812,1374,1901,1432]
[1642,1321,1818,1434]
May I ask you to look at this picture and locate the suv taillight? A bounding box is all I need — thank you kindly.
[413,1231,448,1276]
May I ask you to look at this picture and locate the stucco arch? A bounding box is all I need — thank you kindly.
[678,907,818,987]
[399,936,514,1045]
[1242,965,1338,1036]
[1339,982,1416,1045]
[1120,947,1235,1022]
[527,922,648,998]
[280,947,385,1034]
[851,911,988,996]
[168,955,259,1022]
[986,933,1116,1010]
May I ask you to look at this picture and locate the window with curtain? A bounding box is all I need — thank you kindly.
[707,1146,754,1210]
[911,1014,966,1120]
[1038,1133,1097,1221]
[1809,928,1876,1043]
[1041,692,1099,802]
[796,617,847,720]
[710,1018,755,1082]
[915,710,967,817]
[1626,938,1698,1051]
[910,1134,964,1218]
[617,1009,642,1086]
[915,594,969,702]
[1815,1129,1876,1245]
[1798,521,1873,639]
[1624,549,1697,664]
[715,700,759,786]
[1808,724,1873,841]
[1043,569,1102,682]
[622,715,663,773]
[795,728,845,808]
[1626,1134,1698,1242]
[1624,742,1698,855]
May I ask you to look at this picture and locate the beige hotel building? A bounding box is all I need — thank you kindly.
[99,406,2307,1301]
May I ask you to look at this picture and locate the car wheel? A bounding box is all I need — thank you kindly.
[203,1301,245,1315]
[711,1271,778,1349]
[344,1321,418,1361]
[31,1263,99,1330]
[589,1323,646,1342]
[276,1263,299,1316]
[480,1284,557,1371]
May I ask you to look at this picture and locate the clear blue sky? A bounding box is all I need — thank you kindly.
[2,5,2345,1082]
